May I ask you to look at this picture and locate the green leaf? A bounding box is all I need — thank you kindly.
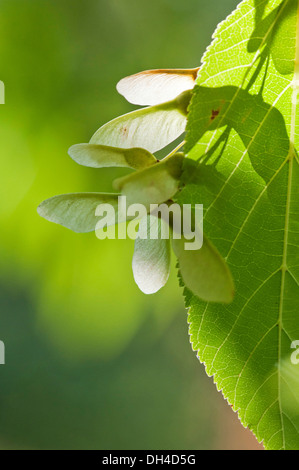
[183,0,299,450]
[37,193,120,233]
[132,215,171,294]
[113,153,184,209]
[116,68,199,106]
[172,234,235,304]
[68,143,157,170]
[90,91,192,153]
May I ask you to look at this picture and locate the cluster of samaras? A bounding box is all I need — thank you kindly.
[38,67,234,303]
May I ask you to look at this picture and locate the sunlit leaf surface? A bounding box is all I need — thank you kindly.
[182,0,299,450]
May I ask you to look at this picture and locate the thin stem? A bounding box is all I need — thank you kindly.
[162,140,185,162]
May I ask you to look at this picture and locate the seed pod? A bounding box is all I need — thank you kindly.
[90,94,191,153]
[132,215,171,295]
[117,67,199,106]
[113,153,185,209]
[68,143,157,170]
[172,234,235,304]
[37,193,120,233]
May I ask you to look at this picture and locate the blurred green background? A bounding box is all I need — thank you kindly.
[0,0,263,449]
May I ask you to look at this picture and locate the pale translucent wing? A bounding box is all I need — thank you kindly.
[113,154,184,209]
[133,216,171,294]
[172,235,235,304]
[68,143,157,170]
[37,193,120,233]
[117,68,199,106]
[90,93,191,153]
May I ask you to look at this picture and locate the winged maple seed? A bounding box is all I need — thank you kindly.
[38,66,235,303]
[90,68,200,153]
[116,67,200,106]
